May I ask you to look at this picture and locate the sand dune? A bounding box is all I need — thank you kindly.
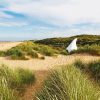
[0,42,22,51]
[0,55,99,70]
[0,42,99,70]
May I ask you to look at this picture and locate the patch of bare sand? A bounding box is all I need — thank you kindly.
[0,42,22,51]
[0,55,99,70]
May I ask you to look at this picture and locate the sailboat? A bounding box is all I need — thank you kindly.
[66,38,78,53]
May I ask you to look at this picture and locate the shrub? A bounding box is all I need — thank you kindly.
[36,65,100,100]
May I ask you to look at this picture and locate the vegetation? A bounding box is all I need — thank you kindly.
[0,41,59,60]
[0,65,35,99]
[35,35,100,56]
[74,60,100,81]
[0,35,99,59]
[35,35,100,49]
[71,44,100,56]
[36,64,100,100]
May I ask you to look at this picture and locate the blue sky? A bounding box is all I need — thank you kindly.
[0,0,100,41]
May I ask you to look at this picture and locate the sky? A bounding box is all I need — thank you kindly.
[0,0,100,41]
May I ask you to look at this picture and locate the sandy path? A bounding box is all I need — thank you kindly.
[19,54,99,100]
[0,42,22,51]
[21,70,48,100]
[0,55,99,70]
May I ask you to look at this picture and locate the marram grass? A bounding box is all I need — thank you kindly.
[36,65,100,100]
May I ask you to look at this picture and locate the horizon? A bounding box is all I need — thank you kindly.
[0,34,99,42]
[0,0,100,40]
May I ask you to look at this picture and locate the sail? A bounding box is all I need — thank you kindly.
[66,38,77,53]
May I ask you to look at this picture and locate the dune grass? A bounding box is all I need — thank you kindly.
[74,59,100,80]
[36,64,100,100]
[0,77,16,100]
[0,65,36,99]
[1,41,59,60]
[71,44,100,56]
[0,65,17,100]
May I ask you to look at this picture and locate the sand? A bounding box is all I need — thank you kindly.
[0,42,22,51]
[0,55,99,70]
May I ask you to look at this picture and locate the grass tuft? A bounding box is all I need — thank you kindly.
[36,65,100,100]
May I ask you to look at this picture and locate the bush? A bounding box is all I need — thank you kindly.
[36,65,100,100]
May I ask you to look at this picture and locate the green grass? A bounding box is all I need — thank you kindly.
[0,65,17,100]
[88,60,100,80]
[0,51,6,57]
[35,35,100,56]
[71,44,100,56]
[36,65,100,100]
[2,41,59,60]
[0,65,36,99]
[35,35,100,49]
[73,59,100,85]
[0,77,16,100]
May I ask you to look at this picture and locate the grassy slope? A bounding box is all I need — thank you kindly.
[35,34,100,48]
[0,35,99,59]
[0,41,59,60]
[37,60,100,100]
[35,35,100,56]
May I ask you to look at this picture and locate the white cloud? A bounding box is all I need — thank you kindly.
[0,0,100,40]
[4,0,100,25]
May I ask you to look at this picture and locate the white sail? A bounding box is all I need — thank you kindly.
[66,38,77,53]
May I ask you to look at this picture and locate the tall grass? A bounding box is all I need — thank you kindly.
[74,60,100,80]
[36,65,100,100]
[0,77,16,100]
[0,65,36,99]
[0,65,17,100]
[71,44,100,56]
